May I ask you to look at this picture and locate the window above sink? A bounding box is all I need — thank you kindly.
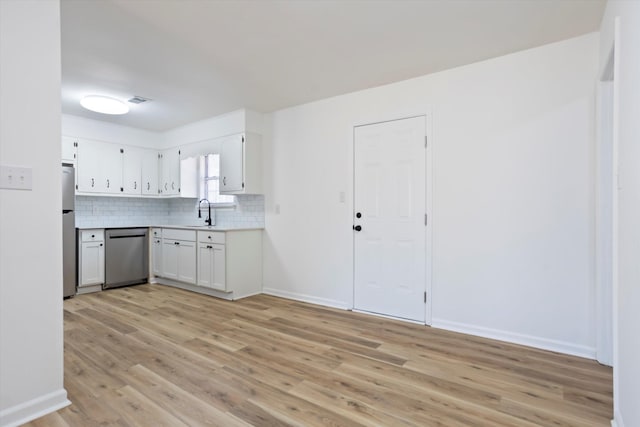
[198,154,236,207]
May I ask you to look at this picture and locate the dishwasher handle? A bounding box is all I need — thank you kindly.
[109,234,147,239]
[106,228,149,239]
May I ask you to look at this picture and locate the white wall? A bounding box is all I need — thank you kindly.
[0,1,70,426]
[599,2,640,426]
[262,33,599,357]
[62,114,163,148]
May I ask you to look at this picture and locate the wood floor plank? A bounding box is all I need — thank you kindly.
[222,366,370,427]
[25,284,612,427]
[289,380,422,427]
[122,364,253,427]
[109,385,190,427]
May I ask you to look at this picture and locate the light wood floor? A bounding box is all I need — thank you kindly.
[26,284,612,426]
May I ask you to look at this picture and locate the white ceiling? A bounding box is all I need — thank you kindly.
[60,0,606,132]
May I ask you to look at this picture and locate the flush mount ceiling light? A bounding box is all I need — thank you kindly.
[80,95,129,115]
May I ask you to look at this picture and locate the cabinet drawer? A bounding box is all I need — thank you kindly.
[198,231,225,244]
[162,228,196,241]
[151,228,162,239]
[80,229,104,242]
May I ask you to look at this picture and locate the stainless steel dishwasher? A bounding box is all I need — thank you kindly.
[104,228,149,289]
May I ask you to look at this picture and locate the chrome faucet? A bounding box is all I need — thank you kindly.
[198,198,213,226]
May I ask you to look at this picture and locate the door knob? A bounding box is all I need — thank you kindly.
[353,225,362,232]
[356,212,362,218]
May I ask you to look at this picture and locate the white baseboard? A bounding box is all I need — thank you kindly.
[431,318,596,359]
[0,389,70,427]
[261,291,595,359]
[611,409,624,427]
[262,287,350,310]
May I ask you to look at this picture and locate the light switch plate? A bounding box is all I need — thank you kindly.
[0,165,33,190]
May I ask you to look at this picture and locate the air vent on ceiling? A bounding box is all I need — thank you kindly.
[128,96,151,104]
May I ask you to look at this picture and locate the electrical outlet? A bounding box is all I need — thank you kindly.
[0,165,32,190]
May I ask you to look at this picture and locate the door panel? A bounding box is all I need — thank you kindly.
[354,116,426,322]
[197,244,213,288]
[220,134,244,192]
[123,146,143,195]
[162,241,179,280]
[211,244,226,291]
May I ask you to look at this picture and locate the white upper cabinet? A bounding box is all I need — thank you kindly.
[122,146,143,195]
[220,132,262,195]
[61,136,77,164]
[142,149,160,196]
[123,146,160,196]
[219,134,243,193]
[76,139,123,194]
[160,148,180,196]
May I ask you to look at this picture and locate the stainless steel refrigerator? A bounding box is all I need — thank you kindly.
[62,164,76,297]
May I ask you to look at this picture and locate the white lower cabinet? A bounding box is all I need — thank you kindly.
[152,227,261,300]
[158,229,196,285]
[197,231,226,290]
[78,229,104,293]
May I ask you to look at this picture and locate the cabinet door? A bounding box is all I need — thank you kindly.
[77,139,122,194]
[122,146,143,195]
[160,148,180,196]
[197,243,213,288]
[101,143,123,194]
[220,134,244,193]
[152,238,163,276]
[211,243,226,291]
[76,139,103,192]
[177,241,196,284]
[142,149,160,196]
[61,136,77,163]
[162,240,179,280]
[80,241,104,286]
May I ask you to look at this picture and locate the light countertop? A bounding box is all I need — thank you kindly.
[77,225,264,232]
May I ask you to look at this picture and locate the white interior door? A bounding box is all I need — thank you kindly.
[354,116,427,322]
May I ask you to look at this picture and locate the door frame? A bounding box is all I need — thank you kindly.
[351,112,433,325]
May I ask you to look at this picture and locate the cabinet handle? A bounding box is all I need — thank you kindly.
[99,243,103,247]
[222,176,226,186]
[147,182,150,190]
[207,245,212,249]
[134,181,137,190]
[171,182,175,190]
[165,183,168,190]
[208,235,211,239]
[107,179,110,188]
[174,241,180,245]
[91,178,94,187]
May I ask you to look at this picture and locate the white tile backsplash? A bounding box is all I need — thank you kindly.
[168,195,265,228]
[75,195,264,229]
